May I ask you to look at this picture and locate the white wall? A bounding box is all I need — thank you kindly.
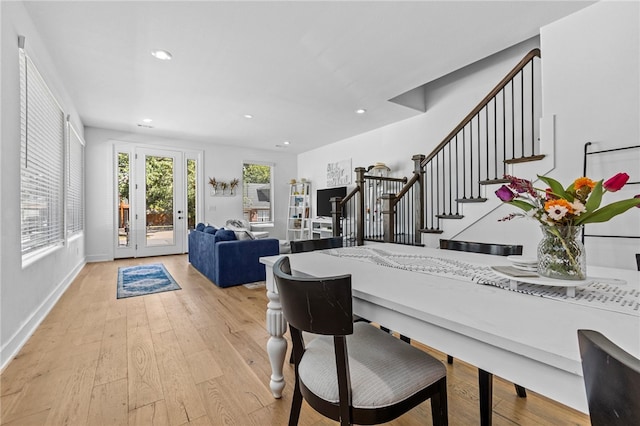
[1,2,86,369]
[84,127,297,262]
[463,0,640,267]
[539,0,640,269]
[298,0,640,269]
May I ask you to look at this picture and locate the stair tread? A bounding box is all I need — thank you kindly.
[504,154,546,164]
[456,197,487,203]
[479,178,510,185]
[435,214,464,219]
[418,228,444,234]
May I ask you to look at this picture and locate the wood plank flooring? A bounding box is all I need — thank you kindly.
[0,255,590,425]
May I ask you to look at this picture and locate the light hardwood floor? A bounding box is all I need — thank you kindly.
[0,255,590,425]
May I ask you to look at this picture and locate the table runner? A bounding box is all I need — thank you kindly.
[323,246,639,316]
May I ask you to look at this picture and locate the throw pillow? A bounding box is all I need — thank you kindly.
[215,229,236,242]
[196,223,205,232]
[234,230,255,240]
[225,219,250,229]
[203,226,218,234]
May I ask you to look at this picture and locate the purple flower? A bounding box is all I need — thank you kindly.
[603,173,630,192]
[495,185,516,202]
[504,174,536,196]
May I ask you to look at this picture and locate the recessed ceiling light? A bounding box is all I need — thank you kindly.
[283,141,290,145]
[243,114,253,119]
[142,118,153,123]
[151,49,172,60]
[355,108,367,114]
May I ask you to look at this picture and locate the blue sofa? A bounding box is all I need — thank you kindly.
[188,226,279,288]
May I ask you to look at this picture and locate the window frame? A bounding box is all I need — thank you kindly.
[242,162,274,224]
[19,47,66,264]
[66,121,85,238]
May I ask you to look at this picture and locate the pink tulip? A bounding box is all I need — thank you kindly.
[603,173,629,192]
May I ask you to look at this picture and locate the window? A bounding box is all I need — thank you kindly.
[242,163,273,223]
[66,123,85,236]
[20,47,65,259]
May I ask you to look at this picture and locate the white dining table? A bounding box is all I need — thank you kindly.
[260,243,640,424]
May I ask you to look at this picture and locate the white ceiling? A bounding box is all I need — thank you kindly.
[22,1,594,154]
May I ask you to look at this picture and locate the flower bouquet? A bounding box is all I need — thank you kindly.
[496,173,640,280]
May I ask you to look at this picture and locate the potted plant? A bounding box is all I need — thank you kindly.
[208,177,218,195]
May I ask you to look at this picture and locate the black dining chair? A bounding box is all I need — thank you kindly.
[290,236,343,253]
[273,256,448,426]
[577,329,640,425]
[439,238,528,405]
[290,236,408,342]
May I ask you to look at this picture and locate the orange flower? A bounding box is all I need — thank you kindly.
[544,199,574,221]
[544,198,573,211]
[574,177,595,190]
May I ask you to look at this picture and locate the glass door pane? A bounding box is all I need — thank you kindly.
[117,152,131,248]
[187,158,196,230]
[145,155,175,247]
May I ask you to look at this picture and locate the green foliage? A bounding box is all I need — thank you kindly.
[243,164,270,184]
[118,153,129,202]
[145,156,174,213]
[187,159,196,228]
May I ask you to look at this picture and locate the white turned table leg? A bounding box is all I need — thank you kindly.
[266,284,287,398]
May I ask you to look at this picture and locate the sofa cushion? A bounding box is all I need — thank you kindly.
[215,229,236,241]
[196,222,205,232]
[203,225,218,234]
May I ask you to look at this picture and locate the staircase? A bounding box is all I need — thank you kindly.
[421,49,543,234]
[331,49,548,246]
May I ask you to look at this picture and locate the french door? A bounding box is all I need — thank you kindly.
[115,145,200,258]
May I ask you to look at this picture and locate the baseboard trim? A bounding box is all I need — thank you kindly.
[0,258,86,372]
[86,254,112,263]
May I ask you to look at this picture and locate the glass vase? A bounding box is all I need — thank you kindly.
[537,225,586,281]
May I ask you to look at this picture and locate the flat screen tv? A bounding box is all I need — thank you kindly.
[316,186,347,218]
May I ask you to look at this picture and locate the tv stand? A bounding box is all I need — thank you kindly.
[311,218,333,239]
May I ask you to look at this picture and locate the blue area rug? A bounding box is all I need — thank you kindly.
[117,263,181,299]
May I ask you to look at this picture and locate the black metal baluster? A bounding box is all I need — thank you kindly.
[520,69,524,157]
[485,105,489,182]
[511,80,515,158]
[503,88,507,174]
[531,60,535,156]
[455,134,460,215]
[494,97,498,179]
[448,141,452,215]
[462,126,467,199]
[469,120,474,198]
[476,114,481,198]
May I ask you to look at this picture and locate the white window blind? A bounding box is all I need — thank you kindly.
[20,48,65,258]
[67,123,84,235]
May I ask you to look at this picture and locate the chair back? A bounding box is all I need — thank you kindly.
[273,256,353,336]
[439,239,522,256]
[290,237,343,253]
[577,329,640,425]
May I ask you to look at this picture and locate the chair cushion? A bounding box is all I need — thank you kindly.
[298,322,445,409]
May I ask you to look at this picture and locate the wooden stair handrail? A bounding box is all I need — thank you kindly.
[340,186,359,206]
[392,172,420,207]
[421,48,541,167]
